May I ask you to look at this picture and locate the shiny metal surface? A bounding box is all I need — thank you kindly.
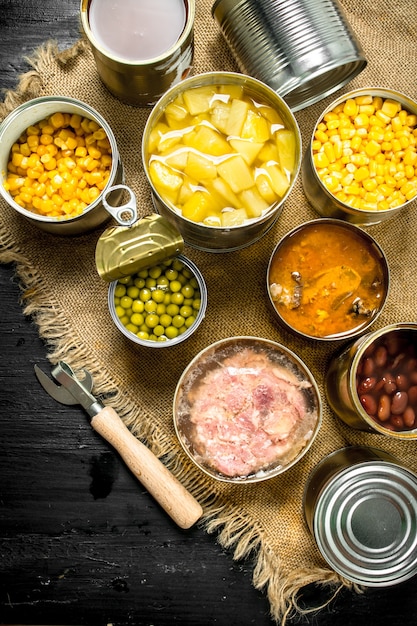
[212,0,366,112]
[325,323,417,439]
[302,87,417,225]
[108,253,207,348]
[96,213,184,282]
[80,0,194,107]
[0,96,124,235]
[304,446,417,586]
[142,71,302,252]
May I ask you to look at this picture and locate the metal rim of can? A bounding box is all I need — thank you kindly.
[0,95,122,227]
[80,0,195,66]
[310,457,417,586]
[304,87,417,222]
[107,253,207,349]
[349,322,417,439]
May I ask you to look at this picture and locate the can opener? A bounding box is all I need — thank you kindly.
[34,361,203,529]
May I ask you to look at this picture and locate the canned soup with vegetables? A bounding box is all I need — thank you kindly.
[312,94,417,212]
[145,83,298,228]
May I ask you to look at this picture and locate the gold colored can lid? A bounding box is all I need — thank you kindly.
[96,211,184,282]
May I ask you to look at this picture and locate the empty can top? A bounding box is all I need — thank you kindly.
[313,461,417,586]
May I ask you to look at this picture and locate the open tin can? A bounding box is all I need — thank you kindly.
[304,446,417,586]
[96,185,207,348]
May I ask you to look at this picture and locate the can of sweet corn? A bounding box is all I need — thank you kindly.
[80,0,195,107]
[302,87,417,225]
[212,0,366,112]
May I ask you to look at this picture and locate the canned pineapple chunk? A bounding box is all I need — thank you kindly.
[145,84,297,226]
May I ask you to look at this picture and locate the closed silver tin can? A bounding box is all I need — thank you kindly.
[212,0,366,111]
[80,0,194,107]
[304,446,417,586]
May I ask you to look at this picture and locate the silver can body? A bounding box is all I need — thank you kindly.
[80,0,195,107]
[0,96,124,236]
[304,446,417,586]
[212,0,366,111]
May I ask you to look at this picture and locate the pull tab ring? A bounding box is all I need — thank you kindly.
[102,184,138,227]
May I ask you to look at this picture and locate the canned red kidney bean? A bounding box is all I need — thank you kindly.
[356,330,417,431]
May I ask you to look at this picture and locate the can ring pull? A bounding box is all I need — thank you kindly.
[102,184,138,227]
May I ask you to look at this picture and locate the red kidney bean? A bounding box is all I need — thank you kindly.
[391,391,408,415]
[357,376,376,394]
[403,406,416,429]
[410,371,417,385]
[360,394,377,416]
[406,357,417,372]
[377,395,391,422]
[374,345,388,368]
[385,332,400,356]
[396,374,410,391]
[363,343,376,358]
[383,377,397,395]
[362,357,375,377]
[391,415,405,430]
[408,385,417,405]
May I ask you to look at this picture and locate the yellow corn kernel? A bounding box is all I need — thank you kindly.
[365,140,381,157]
[343,99,358,117]
[314,129,329,144]
[313,151,330,169]
[354,114,370,129]
[41,154,57,171]
[50,112,66,129]
[381,99,400,118]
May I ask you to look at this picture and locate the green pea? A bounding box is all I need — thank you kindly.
[172,314,185,328]
[171,291,184,305]
[160,313,172,328]
[120,315,130,326]
[134,277,146,289]
[132,299,144,313]
[145,313,159,329]
[163,293,171,305]
[152,288,165,303]
[115,305,125,318]
[156,303,166,316]
[137,331,149,340]
[144,299,157,313]
[181,284,195,298]
[149,265,162,279]
[126,323,139,334]
[165,268,178,281]
[185,315,196,328]
[165,326,179,339]
[153,324,165,337]
[131,313,144,326]
[172,259,184,272]
[190,277,198,289]
[138,269,149,279]
[120,295,133,309]
[118,275,133,285]
[166,303,179,316]
[114,283,127,298]
[180,305,193,318]
[145,277,157,289]
[157,276,169,288]
[170,280,182,293]
[127,285,140,299]
[139,288,152,302]
[193,298,201,310]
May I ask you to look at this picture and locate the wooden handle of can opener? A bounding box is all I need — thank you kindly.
[90,406,203,529]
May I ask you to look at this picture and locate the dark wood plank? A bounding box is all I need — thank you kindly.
[1,2,417,625]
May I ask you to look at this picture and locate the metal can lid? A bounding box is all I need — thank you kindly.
[96,213,184,282]
[313,461,417,586]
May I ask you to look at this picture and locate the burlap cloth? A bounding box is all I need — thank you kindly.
[1,0,416,622]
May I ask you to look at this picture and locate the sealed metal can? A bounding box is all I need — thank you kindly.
[303,446,417,586]
[325,323,417,440]
[212,0,366,111]
[80,0,194,106]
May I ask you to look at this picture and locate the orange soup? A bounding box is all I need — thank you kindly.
[268,221,388,339]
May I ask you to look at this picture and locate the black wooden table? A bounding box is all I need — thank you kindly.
[1,2,416,624]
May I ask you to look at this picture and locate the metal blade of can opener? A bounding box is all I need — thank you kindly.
[34,361,203,529]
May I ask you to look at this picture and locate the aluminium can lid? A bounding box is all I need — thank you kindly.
[313,461,417,586]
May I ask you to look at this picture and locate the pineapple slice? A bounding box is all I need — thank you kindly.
[219,84,244,100]
[164,102,190,129]
[229,138,264,165]
[255,171,278,204]
[276,129,296,174]
[177,178,199,205]
[210,102,232,135]
[183,86,217,116]
[148,122,170,153]
[203,214,222,227]
[265,163,290,198]
[206,177,240,209]
[149,160,183,192]
[217,155,254,193]
[189,124,231,156]
[226,99,250,137]
[259,105,285,127]
[165,148,189,170]
[257,141,280,164]
[241,109,270,143]
[221,208,248,227]
[238,187,270,218]
[185,151,217,181]
[182,190,217,222]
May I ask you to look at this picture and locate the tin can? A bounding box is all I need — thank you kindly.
[80,0,195,107]
[325,323,417,439]
[212,0,366,112]
[303,446,417,586]
[302,87,417,225]
[0,96,124,236]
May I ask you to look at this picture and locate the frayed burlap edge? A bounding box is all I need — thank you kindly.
[0,40,355,624]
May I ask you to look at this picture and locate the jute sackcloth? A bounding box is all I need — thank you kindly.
[1,0,417,622]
